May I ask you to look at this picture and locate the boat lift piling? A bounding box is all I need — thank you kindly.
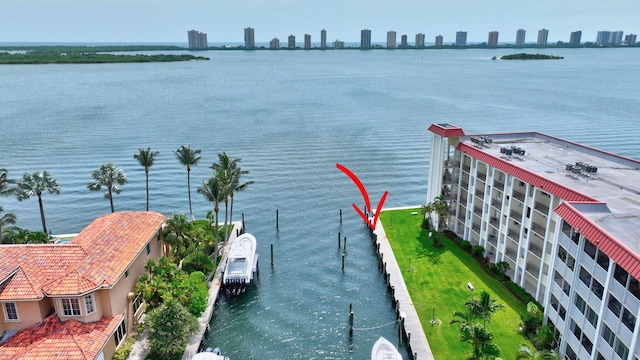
[349,303,354,337]
[338,232,341,248]
[270,244,274,266]
[276,209,279,231]
[343,236,347,250]
[342,253,345,271]
[340,208,342,224]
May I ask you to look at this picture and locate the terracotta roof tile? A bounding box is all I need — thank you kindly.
[0,314,122,360]
[41,270,102,296]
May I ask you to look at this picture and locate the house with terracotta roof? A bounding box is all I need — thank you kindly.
[427,123,640,360]
[0,211,166,360]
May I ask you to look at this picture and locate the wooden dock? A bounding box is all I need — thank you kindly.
[373,219,435,360]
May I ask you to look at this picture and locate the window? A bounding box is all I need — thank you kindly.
[125,270,129,279]
[157,232,161,242]
[622,308,636,331]
[558,246,568,262]
[608,296,622,316]
[584,241,597,259]
[579,267,592,287]
[114,318,127,347]
[84,295,95,314]
[614,264,629,285]
[146,243,151,255]
[615,340,629,359]
[629,277,640,300]
[586,307,598,327]
[3,302,18,321]
[575,295,586,314]
[596,251,609,270]
[602,325,615,347]
[61,298,81,316]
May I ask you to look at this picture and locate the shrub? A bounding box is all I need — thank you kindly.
[421,217,431,230]
[146,298,199,360]
[472,245,485,259]
[182,252,213,274]
[460,240,472,251]
[113,335,136,360]
[533,324,555,350]
[180,271,209,316]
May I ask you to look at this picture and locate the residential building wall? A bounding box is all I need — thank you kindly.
[488,31,499,47]
[435,35,443,46]
[288,35,296,48]
[516,29,526,46]
[455,31,467,46]
[304,34,311,49]
[244,27,255,48]
[2,300,48,331]
[537,28,549,45]
[361,29,372,48]
[400,34,408,47]
[320,29,327,49]
[387,30,397,48]
[415,33,425,47]
[570,31,582,45]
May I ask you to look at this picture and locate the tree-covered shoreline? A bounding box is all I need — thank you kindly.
[500,53,564,60]
[0,52,208,64]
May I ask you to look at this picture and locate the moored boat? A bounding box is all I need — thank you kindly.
[192,347,229,360]
[222,232,258,295]
[371,336,402,360]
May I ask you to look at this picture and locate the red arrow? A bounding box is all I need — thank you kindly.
[336,163,388,230]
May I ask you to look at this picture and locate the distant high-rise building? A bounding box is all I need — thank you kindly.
[333,39,344,49]
[611,31,624,45]
[515,29,526,46]
[487,31,499,47]
[455,31,467,46]
[187,30,208,49]
[435,35,443,47]
[387,31,397,48]
[625,34,637,45]
[244,27,255,48]
[321,29,327,49]
[596,31,611,46]
[569,31,582,45]
[400,34,408,47]
[304,34,311,49]
[361,29,372,48]
[537,29,549,46]
[415,33,425,47]
[288,35,296,48]
[269,38,280,49]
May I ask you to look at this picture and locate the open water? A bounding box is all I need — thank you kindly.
[1,48,640,359]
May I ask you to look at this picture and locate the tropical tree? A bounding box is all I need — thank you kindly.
[460,323,501,360]
[0,168,16,196]
[87,163,128,213]
[424,194,451,231]
[211,152,253,241]
[515,344,560,360]
[465,290,505,327]
[0,206,17,243]
[15,171,60,234]
[163,213,195,264]
[174,145,201,219]
[197,174,229,270]
[145,298,199,360]
[134,147,159,211]
[450,306,478,329]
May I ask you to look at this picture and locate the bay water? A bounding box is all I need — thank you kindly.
[1,47,639,359]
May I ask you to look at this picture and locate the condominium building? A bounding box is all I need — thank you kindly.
[597,31,612,46]
[415,33,425,47]
[611,31,624,45]
[269,38,280,49]
[361,29,372,48]
[516,29,526,46]
[435,35,443,47]
[333,39,344,49]
[626,34,638,45]
[304,34,311,49]
[570,31,582,46]
[455,31,467,46]
[400,34,408,48]
[427,123,640,360]
[288,35,296,48]
[187,30,208,49]
[387,31,397,48]
[537,28,549,46]
[244,27,255,48]
[321,29,327,49]
[488,31,499,47]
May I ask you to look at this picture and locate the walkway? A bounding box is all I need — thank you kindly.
[373,214,435,360]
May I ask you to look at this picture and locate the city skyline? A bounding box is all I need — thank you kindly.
[1,0,638,43]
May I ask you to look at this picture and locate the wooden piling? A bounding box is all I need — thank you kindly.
[342,253,345,270]
[343,237,347,250]
[276,209,279,231]
[270,244,274,266]
[338,232,341,248]
[242,212,245,231]
[340,208,342,224]
[349,304,354,337]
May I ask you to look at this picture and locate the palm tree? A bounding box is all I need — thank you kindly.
[174,145,202,219]
[0,206,17,243]
[134,147,159,211]
[450,306,478,329]
[163,213,194,264]
[197,174,227,270]
[460,323,500,360]
[88,163,128,213]
[515,344,560,360]
[211,152,253,241]
[465,290,505,327]
[1,168,16,196]
[15,171,60,234]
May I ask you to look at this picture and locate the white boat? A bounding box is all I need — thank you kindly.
[192,347,229,360]
[222,232,258,295]
[371,337,402,360]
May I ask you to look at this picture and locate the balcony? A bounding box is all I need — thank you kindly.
[444,159,460,167]
[461,180,469,189]
[475,189,484,198]
[488,235,497,246]
[510,209,522,220]
[508,228,520,240]
[472,223,480,234]
[531,222,546,236]
[462,164,471,173]
[528,242,543,258]
[505,247,517,261]
[534,201,549,214]
[493,180,504,190]
[527,262,540,277]
[473,207,483,215]
[489,217,499,227]
[512,190,525,202]
[477,172,487,181]
[491,199,502,209]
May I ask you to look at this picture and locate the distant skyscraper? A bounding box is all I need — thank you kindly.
[361,29,372,48]
[269,38,280,49]
[487,31,499,47]
[515,29,526,46]
[400,34,408,47]
[333,39,344,49]
[611,31,624,45]
[625,34,637,45]
[304,34,311,49]
[288,35,296,48]
[435,35,443,46]
[596,31,611,46]
[569,31,582,45]
[415,33,425,47]
[244,27,255,48]
[537,29,549,46]
[321,29,327,49]
[387,31,397,48]
[187,30,208,49]
[455,31,467,46]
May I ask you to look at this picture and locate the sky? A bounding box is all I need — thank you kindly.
[1,0,638,44]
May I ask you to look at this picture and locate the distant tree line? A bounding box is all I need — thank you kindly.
[0,52,208,64]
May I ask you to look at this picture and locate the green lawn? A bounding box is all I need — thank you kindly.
[380,208,531,360]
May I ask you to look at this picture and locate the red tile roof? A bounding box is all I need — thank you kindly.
[0,314,122,360]
[428,123,466,138]
[0,211,165,300]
